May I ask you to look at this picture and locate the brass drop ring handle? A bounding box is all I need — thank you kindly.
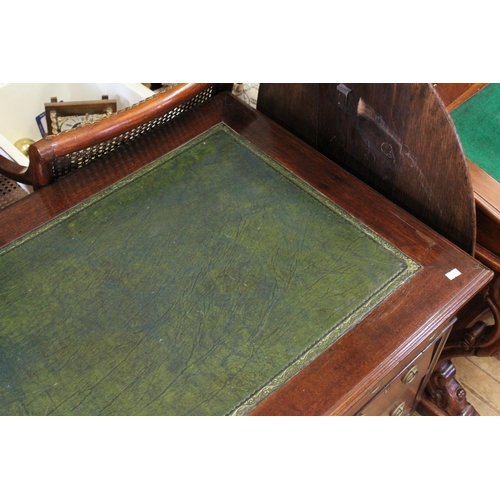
[402,366,419,385]
[391,402,406,416]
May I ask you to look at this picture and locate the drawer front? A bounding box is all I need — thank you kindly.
[343,321,452,415]
[378,388,421,416]
[356,341,436,416]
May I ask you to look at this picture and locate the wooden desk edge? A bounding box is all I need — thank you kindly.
[0,92,493,416]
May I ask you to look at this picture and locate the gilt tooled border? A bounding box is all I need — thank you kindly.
[217,125,421,415]
[0,123,421,416]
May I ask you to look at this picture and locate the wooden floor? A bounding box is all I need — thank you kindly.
[454,356,500,416]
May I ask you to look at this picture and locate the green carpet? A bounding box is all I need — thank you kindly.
[451,83,500,181]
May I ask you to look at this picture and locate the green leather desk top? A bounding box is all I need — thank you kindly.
[451,83,500,182]
[0,124,419,415]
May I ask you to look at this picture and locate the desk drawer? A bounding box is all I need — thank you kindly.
[343,321,452,415]
[356,340,437,416]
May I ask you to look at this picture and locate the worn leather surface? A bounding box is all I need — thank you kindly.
[0,124,418,415]
[451,83,500,182]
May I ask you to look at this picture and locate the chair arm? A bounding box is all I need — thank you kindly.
[26,83,212,188]
[0,155,29,184]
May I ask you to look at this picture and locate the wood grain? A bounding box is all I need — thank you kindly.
[453,357,500,416]
[434,83,488,111]
[0,84,223,188]
[0,92,492,415]
[258,83,476,255]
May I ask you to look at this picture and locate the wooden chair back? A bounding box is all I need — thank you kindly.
[257,83,477,255]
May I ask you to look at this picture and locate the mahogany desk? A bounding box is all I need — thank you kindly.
[0,92,492,416]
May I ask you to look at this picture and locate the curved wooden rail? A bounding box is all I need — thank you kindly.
[258,83,477,255]
[0,155,27,184]
[0,83,212,189]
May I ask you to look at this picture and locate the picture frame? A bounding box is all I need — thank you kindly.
[44,96,117,135]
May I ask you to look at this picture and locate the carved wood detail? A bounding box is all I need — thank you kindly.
[419,360,478,416]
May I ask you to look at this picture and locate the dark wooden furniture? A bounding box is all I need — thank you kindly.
[429,84,500,408]
[435,84,500,264]
[257,83,500,415]
[0,88,491,415]
[434,84,488,112]
[0,83,231,190]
